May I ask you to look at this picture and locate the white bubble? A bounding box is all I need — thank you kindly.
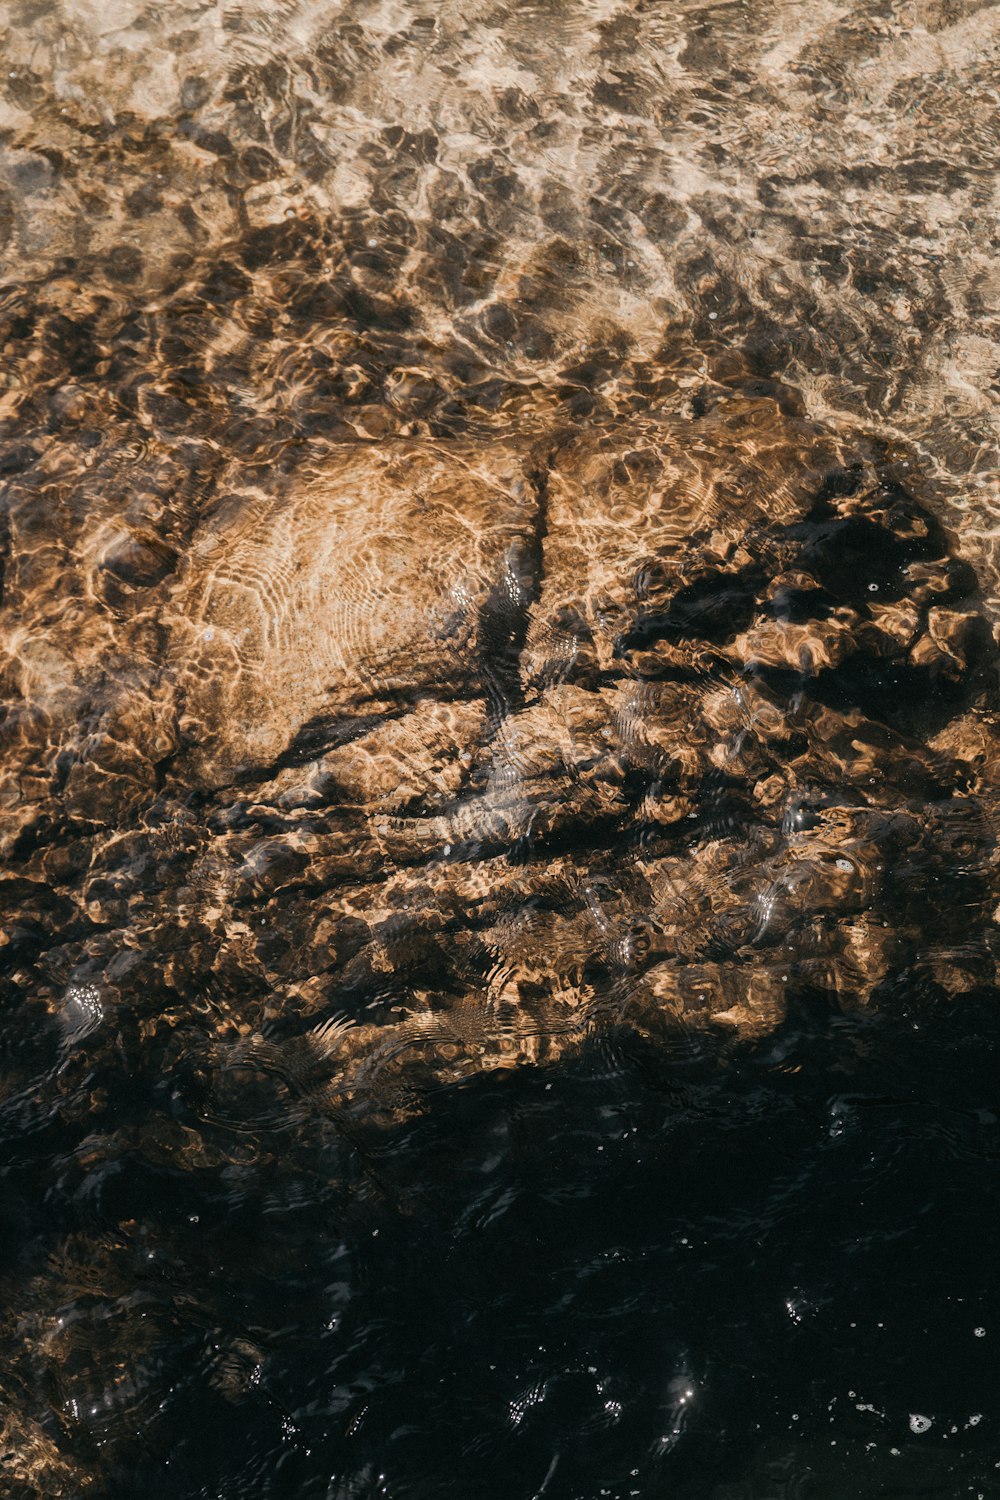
[909,1413,933,1434]
[868,583,879,592]
[974,1326,986,1337]
[835,857,853,872]
[61,983,104,1044]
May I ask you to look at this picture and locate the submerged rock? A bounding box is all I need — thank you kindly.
[1,2,999,1488]
[2,373,997,1129]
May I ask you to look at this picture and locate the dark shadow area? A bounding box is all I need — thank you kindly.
[14,986,984,1500]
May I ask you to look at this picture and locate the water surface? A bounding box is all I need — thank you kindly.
[1,1,999,1494]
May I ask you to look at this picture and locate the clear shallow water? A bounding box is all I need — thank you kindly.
[1,1,1000,1495]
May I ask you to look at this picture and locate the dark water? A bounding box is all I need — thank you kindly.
[3,1,1000,1495]
[3,985,999,1497]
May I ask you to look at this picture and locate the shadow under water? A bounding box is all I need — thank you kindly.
[1,0,999,1495]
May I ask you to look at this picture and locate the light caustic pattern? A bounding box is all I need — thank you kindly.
[0,0,999,1493]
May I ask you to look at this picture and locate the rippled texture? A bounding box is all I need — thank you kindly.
[1,0,999,1495]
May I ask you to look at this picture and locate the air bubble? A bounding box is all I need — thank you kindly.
[60,983,104,1044]
[909,1413,933,1434]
